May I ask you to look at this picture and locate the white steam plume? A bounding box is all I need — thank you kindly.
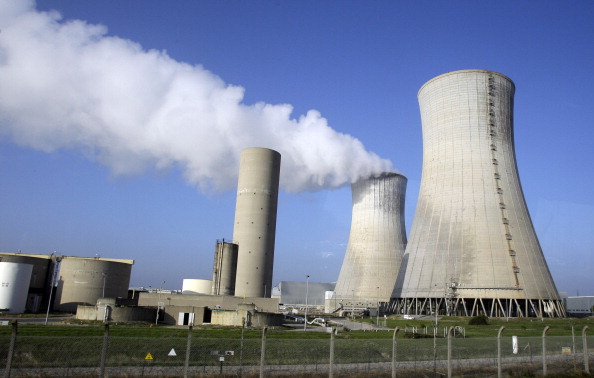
[0,1,393,192]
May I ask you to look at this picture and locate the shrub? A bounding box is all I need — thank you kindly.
[468,315,489,325]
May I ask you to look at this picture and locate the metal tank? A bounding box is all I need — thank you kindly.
[182,279,213,294]
[0,262,33,313]
[211,240,238,296]
[393,70,564,318]
[54,257,134,312]
[0,253,51,290]
[233,147,281,298]
[0,252,53,312]
[334,172,407,310]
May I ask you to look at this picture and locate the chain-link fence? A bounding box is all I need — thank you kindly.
[0,323,592,377]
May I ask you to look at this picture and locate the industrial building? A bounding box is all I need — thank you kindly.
[0,253,53,313]
[392,70,564,318]
[135,291,281,326]
[333,173,407,312]
[272,281,335,311]
[0,252,133,314]
[565,296,594,317]
[232,147,281,298]
[211,239,238,296]
[55,256,134,312]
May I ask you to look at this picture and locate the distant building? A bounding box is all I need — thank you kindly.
[273,281,335,310]
[565,296,594,317]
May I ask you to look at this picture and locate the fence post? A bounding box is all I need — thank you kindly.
[391,327,400,378]
[4,320,17,378]
[329,327,336,378]
[259,327,268,378]
[183,325,192,378]
[497,326,505,378]
[542,325,550,376]
[583,326,590,374]
[447,326,454,378]
[100,323,109,377]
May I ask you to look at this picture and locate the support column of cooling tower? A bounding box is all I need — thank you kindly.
[334,172,407,312]
[395,70,564,318]
[233,147,281,298]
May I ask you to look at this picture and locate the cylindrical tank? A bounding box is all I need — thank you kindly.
[394,70,563,318]
[0,253,51,290]
[54,257,133,313]
[182,279,213,294]
[334,173,407,309]
[233,147,281,298]
[211,240,238,295]
[0,262,33,313]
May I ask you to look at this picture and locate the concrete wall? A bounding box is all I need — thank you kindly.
[76,305,156,322]
[137,292,279,313]
[211,306,284,327]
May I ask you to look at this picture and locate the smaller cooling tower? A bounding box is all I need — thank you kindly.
[233,147,281,298]
[0,262,33,314]
[211,240,238,296]
[334,172,407,310]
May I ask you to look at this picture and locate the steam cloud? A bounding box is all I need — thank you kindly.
[0,0,393,192]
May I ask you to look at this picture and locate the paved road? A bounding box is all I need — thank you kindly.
[0,315,74,324]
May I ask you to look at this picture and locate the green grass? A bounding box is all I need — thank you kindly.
[358,315,594,338]
[0,317,592,370]
[0,315,592,339]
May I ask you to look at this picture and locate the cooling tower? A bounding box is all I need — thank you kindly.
[393,70,564,318]
[334,172,407,310]
[233,147,281,298]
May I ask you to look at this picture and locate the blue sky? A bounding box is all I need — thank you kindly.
[1,0,593,295]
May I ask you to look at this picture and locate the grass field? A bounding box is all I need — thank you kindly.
[0,314,592,339]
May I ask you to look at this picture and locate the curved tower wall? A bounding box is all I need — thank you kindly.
[233,147,281,298]
[0,262,33,314]
[55,257,133,312]
[394,70,563,317]
[334,172,407,308]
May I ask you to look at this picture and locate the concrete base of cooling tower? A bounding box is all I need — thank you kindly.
[389,297,566,318]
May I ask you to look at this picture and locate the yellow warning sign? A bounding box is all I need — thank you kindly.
[145,352,154,360]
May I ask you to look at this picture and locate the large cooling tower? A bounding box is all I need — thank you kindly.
[393,70,564,318]
[233,147,281,298]
[334,172,407,310]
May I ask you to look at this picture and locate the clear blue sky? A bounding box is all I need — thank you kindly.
[1,0,593,295]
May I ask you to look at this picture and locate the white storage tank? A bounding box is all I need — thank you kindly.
[182,279,212,294]
[0,262,33,314]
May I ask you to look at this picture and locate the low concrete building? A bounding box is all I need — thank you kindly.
[76,298,156,323]
[138,292,280,326]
